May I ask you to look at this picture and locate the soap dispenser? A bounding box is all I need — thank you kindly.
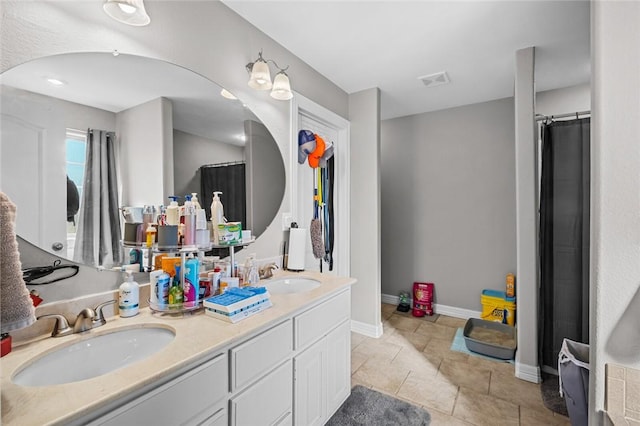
[166,196,180,226]
[210,191,225,244]
[191,192,201,209]
[119,270,139,318]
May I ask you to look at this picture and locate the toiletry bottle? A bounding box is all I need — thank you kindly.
[119,270,140,318]
[184,256,200,304]
[191,192,201,209]
[183,195,196,246]
[210,191,224,244]
[166,196,180,226]
[169,265,184,306]
[150,269,170,306]
[146,223,157,248]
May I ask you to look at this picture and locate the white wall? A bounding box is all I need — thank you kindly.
[591,1,640,420]
[118,97,172,206]
[380,98,517,311]
[349,88,382,335]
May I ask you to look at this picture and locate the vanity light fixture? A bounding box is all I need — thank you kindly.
[103,0,151,26]
[246,50,293,101]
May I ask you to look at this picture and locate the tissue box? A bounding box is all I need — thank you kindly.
[217,222,242,245]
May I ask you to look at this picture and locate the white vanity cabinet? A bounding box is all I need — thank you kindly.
[75,287,351,426]
[294,290,351,425]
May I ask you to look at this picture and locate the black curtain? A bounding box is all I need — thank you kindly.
[539,118,590,370]
[200,163,246,257]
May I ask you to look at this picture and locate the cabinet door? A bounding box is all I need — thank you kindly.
[230,360,292,426]
[326,320,351,418]
[294,339,326,426]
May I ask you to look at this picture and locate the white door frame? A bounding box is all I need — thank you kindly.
[289,93,350,277]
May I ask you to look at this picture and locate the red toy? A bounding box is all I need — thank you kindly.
[412,282,434,317]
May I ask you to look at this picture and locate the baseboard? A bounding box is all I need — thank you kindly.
[351,319,383,338]
[381,293,480,319]
[515,362,541,383]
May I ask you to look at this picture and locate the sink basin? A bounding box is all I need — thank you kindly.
[264,277,321,294]
[12,326,175,387]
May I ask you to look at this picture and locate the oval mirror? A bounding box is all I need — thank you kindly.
[0,53,285,268]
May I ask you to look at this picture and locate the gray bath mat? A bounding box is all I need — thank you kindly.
[326,385,431,425]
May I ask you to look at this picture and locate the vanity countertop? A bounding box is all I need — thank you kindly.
[1,271,356,426]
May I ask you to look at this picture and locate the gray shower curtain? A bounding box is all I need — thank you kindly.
[73,129,122,268]
[539,118,590,370]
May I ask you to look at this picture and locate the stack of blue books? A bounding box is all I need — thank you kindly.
[203,287,271,323]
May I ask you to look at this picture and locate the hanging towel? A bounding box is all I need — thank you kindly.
[1,192,36,333]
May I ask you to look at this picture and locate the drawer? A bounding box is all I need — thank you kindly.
[93,352,227,426]
[230,320,292,391]
[230,360,292,426]
[295,290,350,350]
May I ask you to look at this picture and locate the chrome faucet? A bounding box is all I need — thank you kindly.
[259,262,279,279]
[37,299,117,337]
[37,314,74,338]
[73,308,96,333]
[92,300,116,328]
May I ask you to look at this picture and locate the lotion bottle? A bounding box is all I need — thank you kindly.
[119,270,139,318]
[191,192,201,209]
[210,191,224,244]
[166,196,180,226]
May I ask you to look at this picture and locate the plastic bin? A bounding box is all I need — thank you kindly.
[463,318,517,360]
[481,289,516,326]
[558,338,589,426]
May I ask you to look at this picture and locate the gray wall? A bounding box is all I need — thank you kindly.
[245,120,286,238]
[173,128,244,200]
[514,47,538,382]
[349,88,382,333]
[380,97,516,311]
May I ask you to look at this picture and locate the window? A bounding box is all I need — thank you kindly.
[65,129,87,258]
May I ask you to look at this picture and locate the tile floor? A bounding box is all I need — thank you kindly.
[349,303,571,425]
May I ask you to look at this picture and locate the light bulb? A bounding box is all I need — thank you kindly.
[118,3,137,14]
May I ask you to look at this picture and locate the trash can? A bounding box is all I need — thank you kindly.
[558,338,589,426]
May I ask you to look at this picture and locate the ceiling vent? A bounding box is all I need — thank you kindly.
[418,71,450,88]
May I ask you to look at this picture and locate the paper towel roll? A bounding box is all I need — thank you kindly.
[287,228,307,271]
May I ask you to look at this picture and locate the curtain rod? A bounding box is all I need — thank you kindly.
[535,110,591,122]
[200,160,245,169]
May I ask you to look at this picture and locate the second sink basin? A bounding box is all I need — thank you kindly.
[12,326,175,387]
[264,277,321,294]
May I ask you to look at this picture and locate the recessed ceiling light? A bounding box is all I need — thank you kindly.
[220,89,237,100]
[45,78,66,86]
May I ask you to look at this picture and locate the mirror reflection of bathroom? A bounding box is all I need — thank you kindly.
[0,53,285,269]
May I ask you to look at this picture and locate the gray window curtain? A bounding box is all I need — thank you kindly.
[73,129,122,268]
[539,118,590,371]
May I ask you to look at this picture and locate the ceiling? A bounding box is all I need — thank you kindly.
[0,53,256,146]
[222,0,591,120]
